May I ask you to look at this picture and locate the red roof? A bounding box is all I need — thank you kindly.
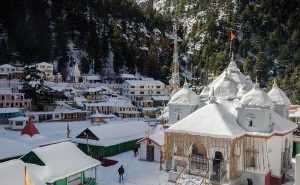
[21,118,39,137]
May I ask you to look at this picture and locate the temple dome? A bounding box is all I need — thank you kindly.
[268,80,291,105]
[200,56,253,99]
[212,71,238,100]
[169,82,199,105]
[240,84,273,108]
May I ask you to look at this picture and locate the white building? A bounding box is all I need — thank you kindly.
[122,79,168,107]
[164,55,297,185]
[0,142,100,185]
[8,116,29,130]
[0,64,16,75]
[83,96,140,118]
[138,131,164,162]
[35,62,54,81]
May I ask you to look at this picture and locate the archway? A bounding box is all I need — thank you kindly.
[212,151,224,182]
[190,144,208,174]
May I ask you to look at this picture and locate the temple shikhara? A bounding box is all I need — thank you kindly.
[164,55,297,185]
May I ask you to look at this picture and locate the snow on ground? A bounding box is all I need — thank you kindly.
[0,121,92,159]
[96,152,169,185]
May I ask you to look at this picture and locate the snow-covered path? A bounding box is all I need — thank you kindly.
[96,152,169,185]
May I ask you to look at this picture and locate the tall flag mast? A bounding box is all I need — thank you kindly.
[169,21,180,94]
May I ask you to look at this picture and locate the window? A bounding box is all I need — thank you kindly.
[140,91,144,94]
[248,120,253,127]
[156,86,161,88]
[156,91,161,94]
[245,149,257,168]
[140,86,144,88]
[15,121,23,126]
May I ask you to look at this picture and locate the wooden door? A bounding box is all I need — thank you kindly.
[146,144,154,161]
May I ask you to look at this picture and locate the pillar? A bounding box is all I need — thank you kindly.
[296,154,300,185]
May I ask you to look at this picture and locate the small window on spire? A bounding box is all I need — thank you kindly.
[249,120,253,127]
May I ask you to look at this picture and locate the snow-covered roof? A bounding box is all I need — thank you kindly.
[8,116,29,122]
[201,56,253,99]
[0,64,16,69]
[84,97,135,108]
[240,84,273,108]
[124,79,164,86]
[149,131,164,146]
[271,111,297,134]
[27,142,100,183]
[84,75,101,81]
[90,112,116,118]
[151,95,170,101]
[167,103,245,139]
[74,121,147,146]
[168,83,199,105]
[0,108,22,113]
[0,142,100,185]
[268,80,291,105]
[0,159,38,185]
[0,137,31,160]
[120,73,137,79]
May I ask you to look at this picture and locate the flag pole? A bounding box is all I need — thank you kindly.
[24,166,26,185]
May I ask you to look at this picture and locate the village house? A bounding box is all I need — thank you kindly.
[7,116,29,130]
[138,131,164,162]
[0,107,24,124]
[164,56,297,185]
[0,64,16,78]
[90,111,117,124]
[0,142,100,185]
[122,78,169,118]
[27,109,89,122]
[74,120,147,158]
[83,96,140,118]
[122,79,168,107]
[0,64,24,80]
[0,89,31,110]
[35,62,54,81]
[82,74,102,84]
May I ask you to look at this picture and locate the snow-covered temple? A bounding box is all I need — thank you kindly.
[164,56,297,185]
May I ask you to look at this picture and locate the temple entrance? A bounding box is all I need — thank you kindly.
[212,151,224,182]
[146,144,154,161]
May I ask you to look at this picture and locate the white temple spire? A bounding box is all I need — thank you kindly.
[73,63,81,83]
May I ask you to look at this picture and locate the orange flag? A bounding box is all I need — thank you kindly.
[230,31,236,41]
[24,166,33,185]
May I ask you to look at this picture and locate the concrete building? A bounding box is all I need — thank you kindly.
[122,79,168,107]
[35,62,54,81]
[0,89,31,110]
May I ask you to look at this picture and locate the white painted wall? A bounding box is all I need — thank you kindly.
[168,104,198,124]
[139,142,147,160]
[268,135,283,177]
[237,107,273,133]
[139,141,161,162]
[296,154,300,185]
[154,144,161,162]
